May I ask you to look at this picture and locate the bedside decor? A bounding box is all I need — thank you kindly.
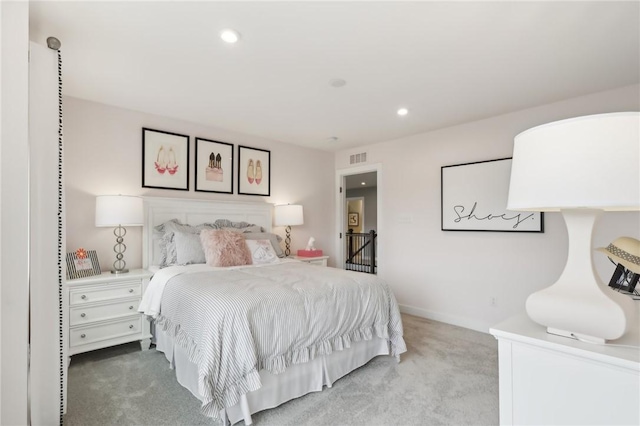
[274,204,303,256]
[508,112,639,342]
[238,145,270,196]
[195,137,234,194]
[599,237,640,295]
[95,195,144,274]
[142,128,189,191]
[298,237,323,257]
[442,158,543,232]
[66,248,101,280]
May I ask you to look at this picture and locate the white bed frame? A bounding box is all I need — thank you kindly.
[142,196,274,269]
[141,197,390,425]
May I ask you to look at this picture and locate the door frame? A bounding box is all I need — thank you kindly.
[335,163,382,271]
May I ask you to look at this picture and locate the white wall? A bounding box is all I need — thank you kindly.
[64,97,335,269]
[0,1,29,424]
[336,84,640,332]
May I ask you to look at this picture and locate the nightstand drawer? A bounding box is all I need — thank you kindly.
[70,281,142,305]
[69,316,142,348]
[69,298,141,326]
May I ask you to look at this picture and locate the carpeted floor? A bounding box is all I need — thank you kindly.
[64,314,499,426]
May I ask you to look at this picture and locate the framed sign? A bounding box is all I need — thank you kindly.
[66,248,101,280]
[348,213,359,227]
[195,137,234,194]
[142,128,189,191]
[238,145,270,196]
[441,158,544,232]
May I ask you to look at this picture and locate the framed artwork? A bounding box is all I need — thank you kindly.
[441,158,544,232]
[238,145,270,196]
[142,128,189,191]
[66,248,101,280]
[348,213,359,227]
[608,263,639,293]
[195,138,234,194]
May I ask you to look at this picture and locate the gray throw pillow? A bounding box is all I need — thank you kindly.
[174,231,206,265]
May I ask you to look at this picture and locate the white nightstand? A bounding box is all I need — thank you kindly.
[292,255,329,267]
[66,269,153,360]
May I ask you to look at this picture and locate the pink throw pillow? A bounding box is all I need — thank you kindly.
[200,229,253,267]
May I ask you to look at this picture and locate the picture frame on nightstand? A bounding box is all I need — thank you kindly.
[66,248,101,280]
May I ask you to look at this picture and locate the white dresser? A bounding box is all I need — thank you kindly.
[66,269,153,359]
[490,312,640,425]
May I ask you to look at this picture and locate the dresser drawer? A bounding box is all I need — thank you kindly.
[69,298,141,326]
[69,316,142,348]
[70,281,141,305]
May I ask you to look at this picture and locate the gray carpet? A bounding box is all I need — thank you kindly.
[64,314,499,425]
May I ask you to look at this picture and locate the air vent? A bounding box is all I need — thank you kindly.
[349,152,367,165]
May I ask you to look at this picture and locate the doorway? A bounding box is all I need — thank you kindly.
[336,165,381,273]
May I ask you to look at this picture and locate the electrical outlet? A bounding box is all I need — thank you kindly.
[490,297,496,307]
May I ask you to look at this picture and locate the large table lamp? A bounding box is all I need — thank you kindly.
[508,112,639,343]
[274,204,304,257]
[95,195,144,274]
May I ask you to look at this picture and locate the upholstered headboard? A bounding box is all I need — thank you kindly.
[142,197,273,269]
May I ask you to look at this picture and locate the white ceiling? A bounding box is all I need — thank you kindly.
[29,1,639,152]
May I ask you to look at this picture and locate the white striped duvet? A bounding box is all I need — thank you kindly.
[148,261,406,420]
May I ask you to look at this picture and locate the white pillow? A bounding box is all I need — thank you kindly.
[245,239,279,265]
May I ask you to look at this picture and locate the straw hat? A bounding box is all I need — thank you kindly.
[597,237,640,274]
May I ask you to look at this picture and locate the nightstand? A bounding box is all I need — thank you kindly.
[292,255,329,267]
[66,269,153,360]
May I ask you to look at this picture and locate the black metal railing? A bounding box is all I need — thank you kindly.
[345,229,377,274]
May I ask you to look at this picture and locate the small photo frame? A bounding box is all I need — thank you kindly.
[195,138,234,194]
[66,248,101,280]
[608,263,639,293]
[348,213,359,227]
[238,145,270,196]
[142,128,189,191]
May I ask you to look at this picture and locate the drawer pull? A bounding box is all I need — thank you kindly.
[129,325,134,329]
[80,334,86,338]
[81,295,87,299]
[129,289,134,293]
[129,306,134,310]
[80,313,86,318]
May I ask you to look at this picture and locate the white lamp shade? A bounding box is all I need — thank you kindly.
[274,204,304,226]
[95,195,144,227]
[508,112,640,212]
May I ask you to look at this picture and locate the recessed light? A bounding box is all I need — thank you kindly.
[220,29,240,43]
[361,182,366,186]
[330,78,347,88]
[327,136,339,142]
[397,108,409,116]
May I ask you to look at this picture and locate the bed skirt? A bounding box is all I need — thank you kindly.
[155,325,390,425]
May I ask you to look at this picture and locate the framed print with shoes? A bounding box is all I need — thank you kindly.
[142,128,189,191]
[195,137,234,194]
[238,145,270,196]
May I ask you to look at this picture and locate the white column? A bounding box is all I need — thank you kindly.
[0,1,30,424]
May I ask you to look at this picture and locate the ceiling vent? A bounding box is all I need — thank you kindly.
[349,152,367,165]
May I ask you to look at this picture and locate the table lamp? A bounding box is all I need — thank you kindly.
[274,204,304,257]
[508,112,639,343]
[95,195,144,274]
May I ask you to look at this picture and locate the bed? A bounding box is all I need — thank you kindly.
[139,197,406,425]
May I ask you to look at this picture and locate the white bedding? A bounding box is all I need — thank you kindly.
[140,261,406,421]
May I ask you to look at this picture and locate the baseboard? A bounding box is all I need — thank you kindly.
[399,304,491,334]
